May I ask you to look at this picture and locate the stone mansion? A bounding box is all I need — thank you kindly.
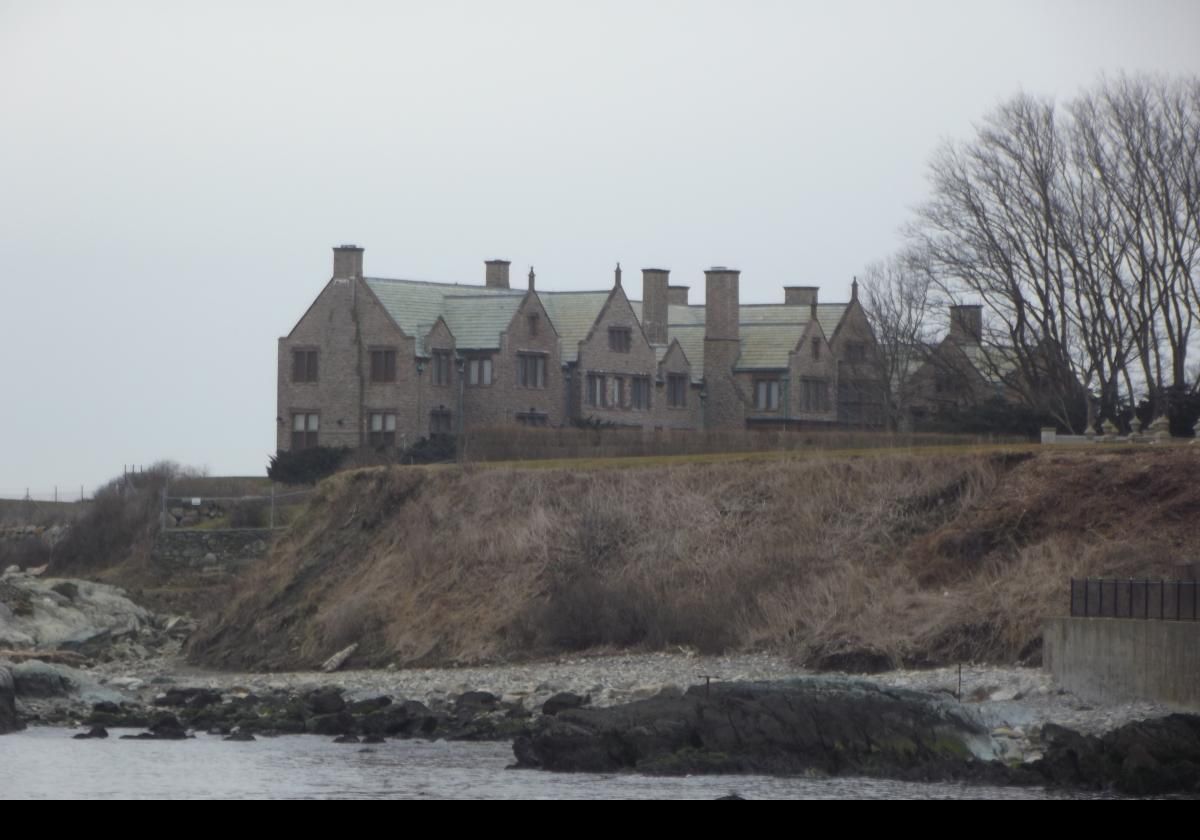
[276,245,882,452]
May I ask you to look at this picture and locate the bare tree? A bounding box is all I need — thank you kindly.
[901,75,1200,433]
[860,255,939,429]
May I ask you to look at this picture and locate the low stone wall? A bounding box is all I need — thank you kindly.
[153,529,277,572]
[1044,617,1200,710]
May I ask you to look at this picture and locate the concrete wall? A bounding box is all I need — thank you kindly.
[1044,617,1200,710]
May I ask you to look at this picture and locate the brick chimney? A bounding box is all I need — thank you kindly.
[949,304,983,343]
[641,268,670,345]
[784,286,818,307]
[485,259,511,289]
[332,244,363,280]
[668,285,690,306]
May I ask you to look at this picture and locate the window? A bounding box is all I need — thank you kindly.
[528,314,540,336]
[613,376,626,408]
[291,413,319,449]
[586,373,606,407]
[800,378,830,412]
[432,350,451,386]
[754,379,780,412]
[667,374,688,408]
[516,411,548,427]
[846,341,867,363]
[370,349,396,383]
[608,327,632,353]
[468,356,492,387]
[430,408,453,435]
[812,339,821,361]
[292,349,318,383]
[368,412,397,447]
[631,376,652,410]
[517,353,546,389]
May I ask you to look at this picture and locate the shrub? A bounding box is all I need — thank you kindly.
[228,500,269,529]
[267,446,351,485]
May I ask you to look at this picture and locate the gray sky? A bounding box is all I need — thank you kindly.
[2,0,1198,494]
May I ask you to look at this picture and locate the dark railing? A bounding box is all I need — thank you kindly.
[1070,578,1200,621]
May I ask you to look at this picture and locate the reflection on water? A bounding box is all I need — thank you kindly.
[0,728,1098,799]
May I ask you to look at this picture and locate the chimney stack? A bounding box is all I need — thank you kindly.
[703,267,744,430]
[668,285,690,306]
[527,266,536,291]
[332,244,364,280]
[485,259,511,289]
[948,304,983,343]
[641,268,670,345]
[784,286,819,307]
[704,267,740,343]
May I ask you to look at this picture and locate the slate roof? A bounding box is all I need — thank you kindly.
[363,275,851,373]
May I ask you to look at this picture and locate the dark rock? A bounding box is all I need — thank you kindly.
[73,726,109,739]
[305,688,346,716]
[514,677,996,777]
[361,734,386,744]
[360,700,444,738]
[153,687,222,709]
[50,581,79,600]
[1034,715,1200,795]
[348,696,392,715]
[149,713,190,740]
[223,731,256,742]
[455,690,498,712]
[809,649,895,674]
[542,691,590,716]
[306,711,356,736]
[0,668,23,734]
[92,701,121,715]
[11,661,75,698]
[333,734,360,744]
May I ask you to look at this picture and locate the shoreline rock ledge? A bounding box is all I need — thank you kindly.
[0,666,22,734]
[512,678,1012,781]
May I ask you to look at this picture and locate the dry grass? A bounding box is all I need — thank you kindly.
[187,447,1200,672]
[459,426,1028,463]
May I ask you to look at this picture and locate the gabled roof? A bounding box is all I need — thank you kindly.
[362,274,852,373]
[735,324,809,370]
[365,277,521,353]
[538,291,615,363]
[443,295,526,350]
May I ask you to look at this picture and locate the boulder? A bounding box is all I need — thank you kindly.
[514,677,1002,778]
[0,667,21,734]
[72,726,109,740]
[305,687,346,716]
[11,660,76,698]
[541,691,590,716]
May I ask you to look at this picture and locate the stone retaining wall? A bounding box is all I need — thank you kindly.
[152,529,277,572]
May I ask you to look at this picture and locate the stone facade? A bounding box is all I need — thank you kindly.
[275,245,884,452]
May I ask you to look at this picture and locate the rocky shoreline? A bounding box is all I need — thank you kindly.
[3,570,1198,795]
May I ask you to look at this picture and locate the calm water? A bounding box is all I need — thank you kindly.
[0,728,1095,799]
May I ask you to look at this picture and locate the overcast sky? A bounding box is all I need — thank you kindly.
[2,0,1197,494]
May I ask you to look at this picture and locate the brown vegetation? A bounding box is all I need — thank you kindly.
[186,447,1200,673]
